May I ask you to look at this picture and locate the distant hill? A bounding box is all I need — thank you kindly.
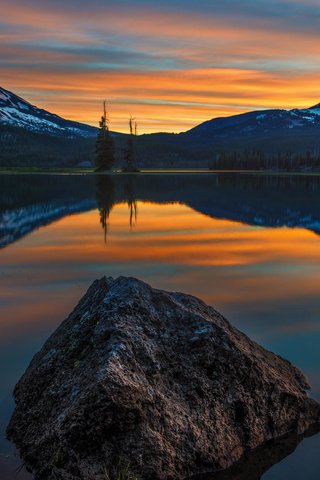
[1,86,320,168]
[0,124,97,167]
[185,103,320,139]
[134,104,320,168]
[0,86,97,138]
[0,87,125,166]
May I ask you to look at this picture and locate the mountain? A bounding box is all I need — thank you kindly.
[185,103,320,141]
[0,86,97,138]
[133,103,320,168]
[1,86,320,168]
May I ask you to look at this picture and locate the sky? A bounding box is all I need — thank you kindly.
[1,0,320,133]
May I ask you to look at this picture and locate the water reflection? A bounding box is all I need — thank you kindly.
[124,176,138,230]
[188,425,320,480]
[0,173,320,479]
[95,175,115,242]
[95,175,138,241]
[1,173,320,249]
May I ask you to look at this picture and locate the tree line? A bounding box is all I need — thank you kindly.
[208,149,320,171]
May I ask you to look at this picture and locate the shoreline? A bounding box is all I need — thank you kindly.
[1,167,320,176]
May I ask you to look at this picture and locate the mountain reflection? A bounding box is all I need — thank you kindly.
[1,173,320,248]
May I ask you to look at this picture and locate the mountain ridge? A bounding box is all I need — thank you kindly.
[3,85,320,139]
[0,86,97,138]
[184,103,320,140]
[2,86,320,167]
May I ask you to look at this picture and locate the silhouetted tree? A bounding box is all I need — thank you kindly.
[122,116,140,172]
[95,101,115,171]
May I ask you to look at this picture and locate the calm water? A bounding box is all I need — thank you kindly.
[0,173,320,479]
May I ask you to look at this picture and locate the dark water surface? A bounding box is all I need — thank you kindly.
[0,173,319,479]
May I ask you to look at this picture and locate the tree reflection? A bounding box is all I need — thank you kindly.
[95,174,139,242]
[124,176,138,230]
[95,175,115,243]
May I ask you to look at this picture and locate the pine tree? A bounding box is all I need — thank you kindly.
[95,101,115,171]
[122,115,139,172]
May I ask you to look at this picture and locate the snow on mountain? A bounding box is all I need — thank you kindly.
[186,103,320,139]
[0,86,98,138]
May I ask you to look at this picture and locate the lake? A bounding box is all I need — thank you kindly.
[0,172,319,479]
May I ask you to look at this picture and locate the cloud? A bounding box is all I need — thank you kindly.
[1,0,320,132]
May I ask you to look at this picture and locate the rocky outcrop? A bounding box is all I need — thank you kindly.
[7,277,320,480]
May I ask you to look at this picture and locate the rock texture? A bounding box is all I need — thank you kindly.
[7,277,320,480]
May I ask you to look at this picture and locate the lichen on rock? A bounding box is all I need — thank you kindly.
[7,276,320,479]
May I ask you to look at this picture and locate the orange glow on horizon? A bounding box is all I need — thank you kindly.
[2,2,320,132]
[3,68,320,133]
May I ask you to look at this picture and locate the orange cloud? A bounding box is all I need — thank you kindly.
[2,2,320,132]
[2,67,320,132]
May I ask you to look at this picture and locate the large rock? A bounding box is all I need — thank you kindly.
[7,277,320,479]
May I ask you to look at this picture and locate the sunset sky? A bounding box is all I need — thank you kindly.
[2,0,320,132]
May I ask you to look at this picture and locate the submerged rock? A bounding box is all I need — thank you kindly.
[7,277,320,479]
